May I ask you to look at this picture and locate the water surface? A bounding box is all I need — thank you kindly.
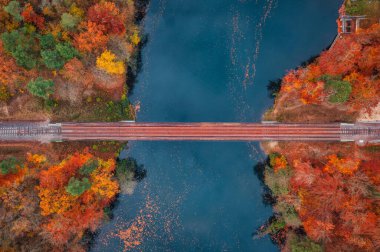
[92,0,341,251]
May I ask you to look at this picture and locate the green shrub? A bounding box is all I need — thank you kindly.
[290,236,323,252]
[345,0,379,16]
[364,145,380,153]
[268,218,286,233]
[27,77,54,99]
[0,85,10,102]
[0,157,21,175]
[4,1,22,21]
[66,177,91,196]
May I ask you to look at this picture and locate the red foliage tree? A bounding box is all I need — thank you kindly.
[44,207,103,246]
[61,58,94,87]
[21,4,45,30]
[290,156,380,251]
[39,152,89,189]
[318,36,362,76]
[358,45,380,75]
[87,2,125,35]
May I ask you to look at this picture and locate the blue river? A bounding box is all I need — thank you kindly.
[92,0,341,251]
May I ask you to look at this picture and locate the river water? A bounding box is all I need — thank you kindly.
[92,0,341,251]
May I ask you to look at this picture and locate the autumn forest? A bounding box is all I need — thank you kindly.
[0,0,379,251]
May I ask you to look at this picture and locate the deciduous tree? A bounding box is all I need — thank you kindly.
[21,4,45,30]
[74,21,108,53]
[27,77,54,99]
[96,50,125,75]
[88,2,125,35]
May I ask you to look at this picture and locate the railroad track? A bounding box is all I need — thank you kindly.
[0,122,379,144]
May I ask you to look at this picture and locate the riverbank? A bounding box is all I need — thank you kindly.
[259,1,380,251]
[0,0,148,251]
[0,0,147,122]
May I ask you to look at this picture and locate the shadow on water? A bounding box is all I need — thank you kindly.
[116,157,147,182]
[135,0,150,24]
[253,158,289,247]
[253,158,276,207]
[265,47,331,99]
[87,157,147,251]
[126,0,150,94]
[299,54,319,68]
[126,36,149,94]
[266,79,282,99]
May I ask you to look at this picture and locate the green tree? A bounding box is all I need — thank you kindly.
[1,29,19,53]
[326,80,352,103]
[56,42,79,60]
[60,13,79,30]
[116,158,146,194]
[41,49,65,69]
[0,157,21,175]
[274,201,302,227]
[79,159,98,176]
[66,177,91,196]
[27,77,54,99]
[39,34,56,50]
[13,45,38,69]
[1,28,39,69]
[264,165,292,197]
[319,75,352,103]
[4,0,22,21]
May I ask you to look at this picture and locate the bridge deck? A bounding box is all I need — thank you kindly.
[0,122,379,143]
[61,122,342,141]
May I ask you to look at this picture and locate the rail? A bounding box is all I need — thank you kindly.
[0,121,378,144]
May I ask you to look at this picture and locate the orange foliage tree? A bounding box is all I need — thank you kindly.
[37,150,119,245]
[279,24,380,111]
[269,153,288,173]
[61,58,94,87]
[0,41,35,91]
[74,21,109,53]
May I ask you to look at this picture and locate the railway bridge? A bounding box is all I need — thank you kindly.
[0,121,379,145]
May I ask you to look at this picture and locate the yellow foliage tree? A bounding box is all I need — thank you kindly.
[131,32,141,46]
[96,50,125,75]
[90,159,119,199]
[69,4,84,18]
[26,153,46,164]
[38,187,77,216]
[91,175,119,199]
